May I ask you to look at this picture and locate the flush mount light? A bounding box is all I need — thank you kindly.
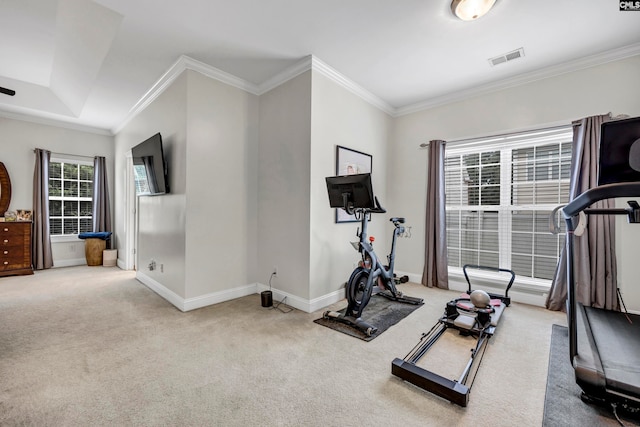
[451,0,497,21]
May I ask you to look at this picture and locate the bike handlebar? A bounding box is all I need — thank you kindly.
[371,196,386,214]
[349,196,386,217]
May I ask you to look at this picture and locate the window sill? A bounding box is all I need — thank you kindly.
[51,235,84,244]
[448,267,552,294]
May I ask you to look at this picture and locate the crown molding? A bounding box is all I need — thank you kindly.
[113,56,185,134]
[115,54,395,135]
[181,55,260,94]
[256,55,395,115]
[396,42,640,117]
[309,56,395,115]
[256,55,314,95]
[113,55,261,134]
[114,41,640,130]
[0,109,112,136]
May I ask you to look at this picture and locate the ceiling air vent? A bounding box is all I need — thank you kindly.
[488,48,525,67]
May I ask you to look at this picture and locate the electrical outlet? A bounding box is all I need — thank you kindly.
[149,260,156,271]
[272,266,278,277]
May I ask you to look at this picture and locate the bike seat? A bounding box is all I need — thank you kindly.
[390,217,405,224]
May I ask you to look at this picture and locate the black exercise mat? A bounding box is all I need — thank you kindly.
[313,294,423,341]
[543,324,639,426]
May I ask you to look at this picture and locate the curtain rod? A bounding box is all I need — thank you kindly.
[418,123,572,148]
[34,149,95,161]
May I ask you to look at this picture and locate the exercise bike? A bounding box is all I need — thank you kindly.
[324,173,423,336]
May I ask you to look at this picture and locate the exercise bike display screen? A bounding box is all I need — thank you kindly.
[326,173,375,209]
[598,115,640,185]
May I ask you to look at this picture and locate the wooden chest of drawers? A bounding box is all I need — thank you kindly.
[0,221,33,277]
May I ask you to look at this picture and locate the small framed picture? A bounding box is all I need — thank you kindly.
[16,209,32,221]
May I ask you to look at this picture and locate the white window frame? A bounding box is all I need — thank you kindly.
[444,126,573,290]
[49,156,94,243]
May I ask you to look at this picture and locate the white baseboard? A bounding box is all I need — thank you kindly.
[135,273,347,314]
[53,258,86,268]
[135,271,259,312]
[184,283,258,311]
[255,283,345,313]
[395,270,422,285]
[136,272,187,310]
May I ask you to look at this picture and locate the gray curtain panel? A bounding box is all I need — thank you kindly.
[92,156,112,249]
[546,113,619,311]
[421,140,449,289]
[32,148,53,270]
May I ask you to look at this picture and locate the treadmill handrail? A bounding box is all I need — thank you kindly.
[562,182,640,218]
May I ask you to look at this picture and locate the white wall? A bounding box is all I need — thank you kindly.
[389,55,640,309]
[0,117,114,266]
[309,70,393,300]
[255,69,393,310]
[5,53,638,314]
[184,70,259,299]
[114,69,260,309]
[114,73,188,298]
[257,71,312,301]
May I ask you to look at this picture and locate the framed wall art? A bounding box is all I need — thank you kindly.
[335,145,372,223]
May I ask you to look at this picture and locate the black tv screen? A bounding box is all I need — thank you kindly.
[326,173,375,210]
[132,133,169,195]
[598,116,640,186]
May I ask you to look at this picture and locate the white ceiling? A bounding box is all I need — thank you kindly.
[0,0,639,134]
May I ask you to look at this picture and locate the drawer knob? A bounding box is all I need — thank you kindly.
[3,239,7,243]
[3,251,7,254]
[3,228,7,232]
[3,261,8,265]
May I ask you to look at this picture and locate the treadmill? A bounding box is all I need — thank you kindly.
[562,116,640,414]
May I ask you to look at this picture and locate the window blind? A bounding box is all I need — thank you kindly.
[444,126,572,284]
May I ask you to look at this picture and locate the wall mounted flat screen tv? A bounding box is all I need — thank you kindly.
[598,116,640,185]
[132,132,169,195]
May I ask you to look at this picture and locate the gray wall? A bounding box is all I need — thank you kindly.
[389,55,640,309]
[114,70,260,305]
[309,71,393,301]
[0,117,114,266]
[257,71,312,301]
[255,69,393,308]
[3,53,639,312]
[184,71,259,299]
[114,72,188,298]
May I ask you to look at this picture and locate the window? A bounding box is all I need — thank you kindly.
[49,158,94,237]
[133,164,151,194]
[444,127,572,284]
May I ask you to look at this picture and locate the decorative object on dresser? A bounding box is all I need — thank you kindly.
[0,221,33,277]
[4,211,17,221]
[16,209,32,221]
[0,162,11,217]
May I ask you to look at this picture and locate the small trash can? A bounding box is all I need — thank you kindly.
[103,249,117,267]
[78,232,112,266]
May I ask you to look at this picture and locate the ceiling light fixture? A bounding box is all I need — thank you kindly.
[451,0,497,21]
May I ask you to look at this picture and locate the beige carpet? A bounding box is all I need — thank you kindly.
[0,266,566,426]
